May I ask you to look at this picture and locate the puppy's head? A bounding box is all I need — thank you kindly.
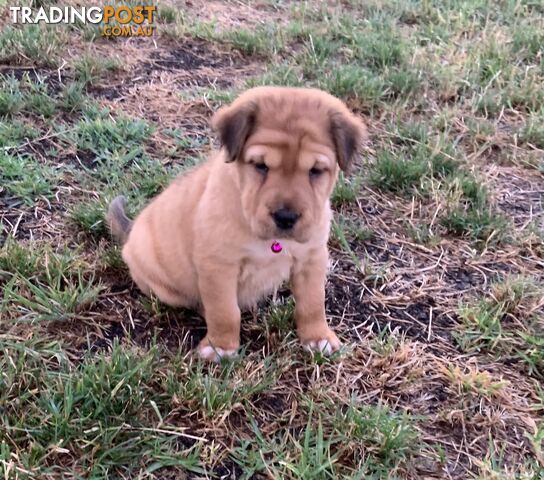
[212,87,367,243]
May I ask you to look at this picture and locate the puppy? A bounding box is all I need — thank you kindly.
[107,86,366,362]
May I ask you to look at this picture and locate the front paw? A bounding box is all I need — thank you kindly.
[197,336,239,363]
[300,327,341,355]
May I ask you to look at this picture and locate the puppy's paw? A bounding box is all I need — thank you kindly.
[197,338,238,363]
[301,328,341,355]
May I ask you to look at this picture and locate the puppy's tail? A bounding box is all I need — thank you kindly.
[107,196,133,245]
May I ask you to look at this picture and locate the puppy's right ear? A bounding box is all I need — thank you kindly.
[211,101,257,162]
[330,111,367,173]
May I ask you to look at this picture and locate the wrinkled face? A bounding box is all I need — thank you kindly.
[237,128,338,243]
[212,87,367,243]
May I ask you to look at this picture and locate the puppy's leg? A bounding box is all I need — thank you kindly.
[292,250,340,355]
[197,266,241,362]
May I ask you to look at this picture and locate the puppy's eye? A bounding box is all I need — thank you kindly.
[309,167,324,178]
[254,163,269,174]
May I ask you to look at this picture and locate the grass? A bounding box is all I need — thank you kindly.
[0,75,25,117]
[266,298,295,334]
[440,206,509,244]
[370,149,429,194]
[443,364,508,398]
[232,398,419,478]
[1,241,103,322]
[74,54,123,86]
[0,153,60,203]
[0,25,64,67]
[1,0,543,478]
[331,172,362,206]
[0,339,204,477]
[221,25,285,57]
[157,5,179,24]
[70,154,178,240]
[368,127,510,244]
[369,126,460,197]
[519,110,544,149]
[69,110,153,158]
[59,81,89,113]
[456,276,544,376]
[0,74,59,119]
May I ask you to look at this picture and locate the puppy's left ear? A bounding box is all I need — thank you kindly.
[211,101,257,163]
[330,111,367,173]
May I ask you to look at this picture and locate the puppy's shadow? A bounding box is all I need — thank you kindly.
[130,287,294,355]
[139,296,207,352]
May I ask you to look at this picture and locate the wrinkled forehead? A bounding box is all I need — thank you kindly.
[244,114,336,170]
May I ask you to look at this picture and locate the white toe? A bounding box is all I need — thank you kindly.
[198,345,238,362]
[304,337,340,355]
[317,339,333,354]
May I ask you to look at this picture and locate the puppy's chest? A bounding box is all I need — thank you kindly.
[238,241,299,304]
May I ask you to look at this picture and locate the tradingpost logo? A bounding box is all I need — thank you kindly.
[9,5,157,37]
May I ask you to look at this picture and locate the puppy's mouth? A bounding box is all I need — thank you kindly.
[272,225,313,243]
[255,229,294,241]
[272,228,296,240]
[254,225,309,243]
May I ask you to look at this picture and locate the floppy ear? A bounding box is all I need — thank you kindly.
[330,112,367,173]
[211,102,257,163]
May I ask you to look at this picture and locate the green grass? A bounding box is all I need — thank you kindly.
[0,237,44,279]
[406,222,441,246]
[241,9,424,109]
[0,119,40,148]
[519,110,544,148]
[0,339,204,477]
[456,276,544,377]
[331,215,373,248]
[221,25,285,56]
[1,242,102,322]
[3,271,102,323]
[157,5,179,24]
[331,220,361,269]
[266,298,295,334]
[511,21,544,64]
[70,199,111,239]
[164,358,277,418]
[70,155,180,239]
[368,125,508,244]
[440,175,509,244]
[370,139,459,196]
[370,149,428,194]
[0,75,25,117]
[0,74,58,119]
[0,153,60,203]
[0,25,63,67]
[187,20,285,57]
[230,397,419,479]
[69,112,152,158]
[3,320,421,477]
[60,81,89,113]
[162,127,209,157]
[440,205,509,244]
[74,54,123,86]
[24,81,57,118]
[331,172,362,206]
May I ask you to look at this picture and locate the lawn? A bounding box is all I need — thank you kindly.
[1,0,543,478]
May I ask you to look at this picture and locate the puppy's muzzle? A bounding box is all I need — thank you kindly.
[271,207,300,230]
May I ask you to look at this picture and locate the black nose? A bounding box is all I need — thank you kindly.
[272,208,300,230]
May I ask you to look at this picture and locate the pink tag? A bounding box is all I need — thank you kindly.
[271,241,282,253]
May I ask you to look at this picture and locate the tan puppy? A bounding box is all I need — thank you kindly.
[107,86,366,361]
